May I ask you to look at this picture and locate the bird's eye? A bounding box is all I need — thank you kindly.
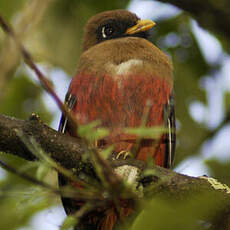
[101,25,114,38]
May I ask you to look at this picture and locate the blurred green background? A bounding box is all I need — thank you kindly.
[0,0,230,229]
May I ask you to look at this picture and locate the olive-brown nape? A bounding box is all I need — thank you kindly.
[82,9,140,52]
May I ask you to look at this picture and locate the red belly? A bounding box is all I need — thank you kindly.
[69,72,171,165]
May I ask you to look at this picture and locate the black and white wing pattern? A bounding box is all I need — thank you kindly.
[163,94,176,168]
[58,92,77,134]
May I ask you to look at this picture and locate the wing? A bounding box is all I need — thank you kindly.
[58,92,79,216]
[58,92,77,134]
[163,94,176,168]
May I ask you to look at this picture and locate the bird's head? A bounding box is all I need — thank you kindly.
[82,9,156,51]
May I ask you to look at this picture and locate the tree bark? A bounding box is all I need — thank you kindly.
[0,113,230,203]
[0,113,84,169]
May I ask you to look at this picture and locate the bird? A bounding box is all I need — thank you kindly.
[58,9,175,230]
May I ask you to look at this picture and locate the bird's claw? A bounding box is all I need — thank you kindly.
[116,150,131,159]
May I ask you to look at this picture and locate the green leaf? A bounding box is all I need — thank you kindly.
[131,194,220,230]
[124,126,166,139]
[99,145,114,159]
[77,121,109,142]
[36,163,51,181]
[61,216,78,230]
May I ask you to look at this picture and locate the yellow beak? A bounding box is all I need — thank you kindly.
[125,19,156,35]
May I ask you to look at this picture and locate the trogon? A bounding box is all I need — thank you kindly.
[59,9,175,230]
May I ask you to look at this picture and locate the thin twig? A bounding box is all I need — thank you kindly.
[0,14,78,136]
[0,159,60,194]
[0,159,104,201]
[15,128,100,191]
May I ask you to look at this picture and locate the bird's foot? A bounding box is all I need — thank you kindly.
[116,150,132,159]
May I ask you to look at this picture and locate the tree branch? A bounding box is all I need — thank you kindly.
[0,113,83,169]
[0,113,230,201]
